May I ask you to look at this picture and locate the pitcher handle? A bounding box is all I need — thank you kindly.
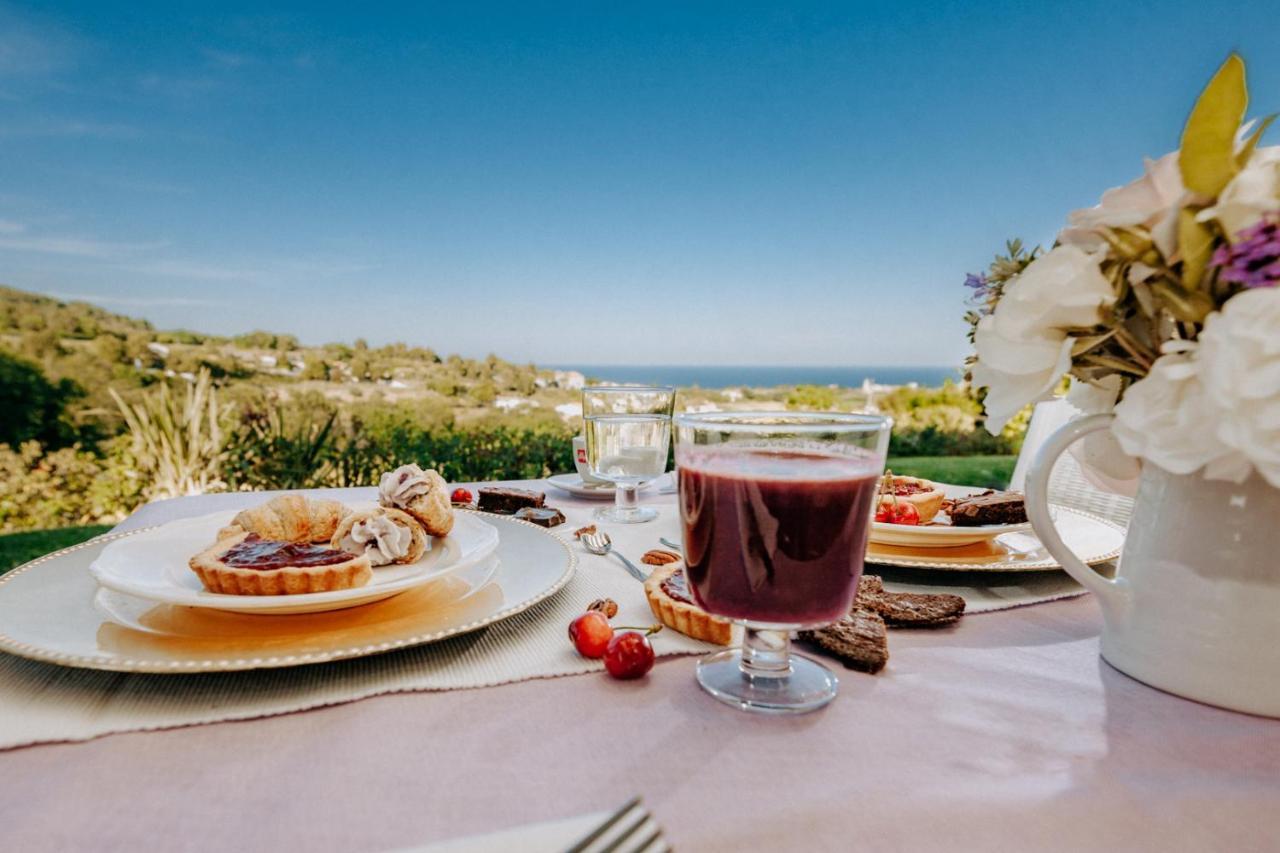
[1024,413,1129,611]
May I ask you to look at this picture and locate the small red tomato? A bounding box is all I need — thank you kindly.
[569,611,613,659]
[603,631,656,679]
[875,501,920,525]
[450,488,473,504]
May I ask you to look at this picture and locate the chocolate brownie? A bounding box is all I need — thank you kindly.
[949,490,1027,527]
[798,609,889,674]
[476,487,546,515]
[513,506,565,528]
[856,574,965,628]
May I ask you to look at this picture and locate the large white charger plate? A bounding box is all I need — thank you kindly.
[89,506,500,615]
[866,506,1124,572]
[0,512,575,673]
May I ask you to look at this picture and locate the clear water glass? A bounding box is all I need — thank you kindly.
[674,412,892,714]
[583,385,675,524]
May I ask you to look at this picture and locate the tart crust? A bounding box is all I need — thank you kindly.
[877,475,946,523]
[643,564,733,646]
[189,531,373,595]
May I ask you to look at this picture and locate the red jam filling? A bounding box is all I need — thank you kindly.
[660,569,694,605]
[222,533,354,571]
[890,482,933,496]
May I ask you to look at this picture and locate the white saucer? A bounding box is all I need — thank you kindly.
[545,473,656,500]
[89,506,500,615]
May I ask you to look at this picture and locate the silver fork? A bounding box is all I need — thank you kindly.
[580,531,649,583]
[565,796,670,853]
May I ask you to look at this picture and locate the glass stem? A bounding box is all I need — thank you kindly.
[615,484,640,513]
[739,627,793,680]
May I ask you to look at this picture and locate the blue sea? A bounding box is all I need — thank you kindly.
[549,365,960,389]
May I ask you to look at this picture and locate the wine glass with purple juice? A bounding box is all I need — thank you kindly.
[675,412,892,714]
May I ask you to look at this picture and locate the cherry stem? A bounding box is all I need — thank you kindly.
[614,624,663,636]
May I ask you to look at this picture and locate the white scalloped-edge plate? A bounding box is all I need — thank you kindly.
[89,505,499,614]
[0,512,575,672]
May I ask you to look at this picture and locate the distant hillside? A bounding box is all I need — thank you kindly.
[0,284,598,435]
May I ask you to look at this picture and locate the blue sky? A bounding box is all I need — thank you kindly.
[0,2,1277,368]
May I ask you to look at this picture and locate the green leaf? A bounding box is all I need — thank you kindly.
[1180,53,1248,196]
[1151,280,1215,324]
[1177,208,1216,289]
[1236,114,1277,169]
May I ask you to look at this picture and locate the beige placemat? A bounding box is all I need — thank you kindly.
[0,486,1089,751]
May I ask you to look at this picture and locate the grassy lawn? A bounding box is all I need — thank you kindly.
[887,455,1016,490]
[0,525,112,575]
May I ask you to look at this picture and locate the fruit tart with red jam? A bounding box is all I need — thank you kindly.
[875,473,946,523]
[643,563,732,645]
[189,531,373,595]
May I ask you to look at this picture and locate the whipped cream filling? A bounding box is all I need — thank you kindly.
[341,515,412,567]
[379,464,432,509]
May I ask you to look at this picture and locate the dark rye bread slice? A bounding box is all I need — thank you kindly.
[476,487,546,515]
[949,490,1027,527]
[856,574,966,628]
[798,609,888,674]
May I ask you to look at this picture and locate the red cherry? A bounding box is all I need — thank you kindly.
[569,611,613,659]
[604,631,655,679]
[450,488,473,504]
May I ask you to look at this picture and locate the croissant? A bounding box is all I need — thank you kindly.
[217,494,349,544]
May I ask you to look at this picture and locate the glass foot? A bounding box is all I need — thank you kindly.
[593,506,658,524]
[695,648,838,714]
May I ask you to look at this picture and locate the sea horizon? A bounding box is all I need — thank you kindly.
[547,364,961,390]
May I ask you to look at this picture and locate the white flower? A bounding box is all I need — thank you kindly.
[1112,289,1280,487]
[1111,348,1234,477]
[1197,288,1280,487]
[1059,151,1184,259]
[973,245,1116,433]
[1198,145,1280,242]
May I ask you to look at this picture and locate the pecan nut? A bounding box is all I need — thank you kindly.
[641,549,681,566]
[587,598,618,618]
[573,524,597,540]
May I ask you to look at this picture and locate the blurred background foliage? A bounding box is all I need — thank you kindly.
[0,286,1025,534]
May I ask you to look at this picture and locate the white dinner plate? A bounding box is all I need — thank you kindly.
[544,473,656,500]
[89,505,499,615]
[870,518,1035,548]
[0,512,575,673]
[869,481,1034,548]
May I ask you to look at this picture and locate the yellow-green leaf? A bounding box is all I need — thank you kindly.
[1236,114,1277,169]
[1177,208,1216,289]
[1152,280,1215,324]
[1180,53,1248,196]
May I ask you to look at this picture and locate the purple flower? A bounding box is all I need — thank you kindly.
[964,272,989,296]
[1213,216,1280,289]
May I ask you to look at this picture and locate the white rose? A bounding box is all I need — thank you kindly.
[1196,288,1280,487]
[1198,145,1280,242]
[973,246,1116,433]
[1111,348,1237,477]
[1060,151,1184,259]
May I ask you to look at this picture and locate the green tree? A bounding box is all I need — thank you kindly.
[785,385,838,411]
[0,351,83,448]
[301,359,330,381]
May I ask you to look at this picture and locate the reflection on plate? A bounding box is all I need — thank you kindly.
[89,506,499,615]
[0,513,575,672]
[865,506,1123,572]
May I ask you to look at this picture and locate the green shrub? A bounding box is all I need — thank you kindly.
[0,351,84,448]
[0,440,144,532]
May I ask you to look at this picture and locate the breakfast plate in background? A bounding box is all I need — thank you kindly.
[545,473,659,500]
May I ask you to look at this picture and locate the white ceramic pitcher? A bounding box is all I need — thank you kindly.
[1026,413,1280,717]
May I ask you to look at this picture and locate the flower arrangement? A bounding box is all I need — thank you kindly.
[965,54,1280,488]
